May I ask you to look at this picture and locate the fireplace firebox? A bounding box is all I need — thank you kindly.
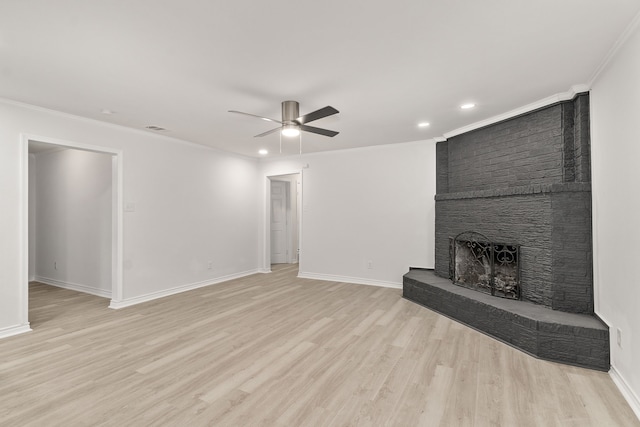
[449,231,520,300]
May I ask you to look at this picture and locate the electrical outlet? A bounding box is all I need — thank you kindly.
[617,328,622,347]
[207,261,213,270]
[367,260,373,269]
[54,261,57,270]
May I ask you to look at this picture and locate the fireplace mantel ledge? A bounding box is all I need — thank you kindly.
[435,182,591,201]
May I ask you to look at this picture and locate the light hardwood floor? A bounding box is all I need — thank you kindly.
[2,264,638,426]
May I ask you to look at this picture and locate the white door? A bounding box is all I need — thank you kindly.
[270,181,288,264]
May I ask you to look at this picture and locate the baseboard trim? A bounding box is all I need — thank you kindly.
[109,268,261,309]
[0,324,32,340]
[610,365,640,422]
[297,272,402,289]
[33,276,112,299]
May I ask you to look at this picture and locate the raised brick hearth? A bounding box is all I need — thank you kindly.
[404,93,610,370]
[404,269,609,370]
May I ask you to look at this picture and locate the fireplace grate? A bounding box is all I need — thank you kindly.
[449,231,520,300]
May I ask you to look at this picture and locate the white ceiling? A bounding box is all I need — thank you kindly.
[2,1,639,158]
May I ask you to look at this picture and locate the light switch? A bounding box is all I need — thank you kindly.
[124,202,136,212]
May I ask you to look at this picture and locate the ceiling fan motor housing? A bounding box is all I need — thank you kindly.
[282,100,300,125]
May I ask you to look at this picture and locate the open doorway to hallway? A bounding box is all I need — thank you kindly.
[22,136,123,330]
[269,173,301,272]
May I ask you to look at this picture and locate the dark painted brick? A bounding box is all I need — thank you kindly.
[436,141,449,194]
[403,270,609,371]
[435,93,593,314]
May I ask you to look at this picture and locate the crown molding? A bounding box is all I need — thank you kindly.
[441,85,590,140]
[0,97,255,161]
[258,137,436,162]
[589,10,640,87]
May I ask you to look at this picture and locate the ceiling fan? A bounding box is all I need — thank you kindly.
[229,100,339,138]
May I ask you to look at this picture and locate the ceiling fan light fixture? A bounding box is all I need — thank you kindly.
[229,101,339,138]
[281,125,300,137]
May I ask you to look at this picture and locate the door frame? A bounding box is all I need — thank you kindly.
[20,134,124,327]
[264,170,303,272]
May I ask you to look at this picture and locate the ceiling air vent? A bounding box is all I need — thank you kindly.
[145,125,167,131]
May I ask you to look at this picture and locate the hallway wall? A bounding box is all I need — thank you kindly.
[32,148,113,296]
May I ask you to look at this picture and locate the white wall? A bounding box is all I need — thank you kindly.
[259,140,436,287]
[33,148,113,296]
[0,100,260,336]
[591,19,640,416]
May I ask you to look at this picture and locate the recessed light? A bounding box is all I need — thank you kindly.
[101,109,114,115]
[418,122,430,128]
[460,103,476,110]
[258,149,268,155]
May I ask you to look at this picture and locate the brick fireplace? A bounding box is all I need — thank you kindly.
[404,93,610,370]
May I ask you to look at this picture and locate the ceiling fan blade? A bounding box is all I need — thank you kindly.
[254,127,283,137]
[296,106,339,125]
[300,124,339,137]
[229,110,282,124]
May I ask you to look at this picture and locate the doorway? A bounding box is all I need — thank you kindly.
[268,173,301,269]
[20,135,123,330]
[270,180,289,264]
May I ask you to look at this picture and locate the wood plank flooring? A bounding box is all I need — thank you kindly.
[1,264,638,426]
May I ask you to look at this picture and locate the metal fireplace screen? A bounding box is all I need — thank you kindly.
[449,231,520,300]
